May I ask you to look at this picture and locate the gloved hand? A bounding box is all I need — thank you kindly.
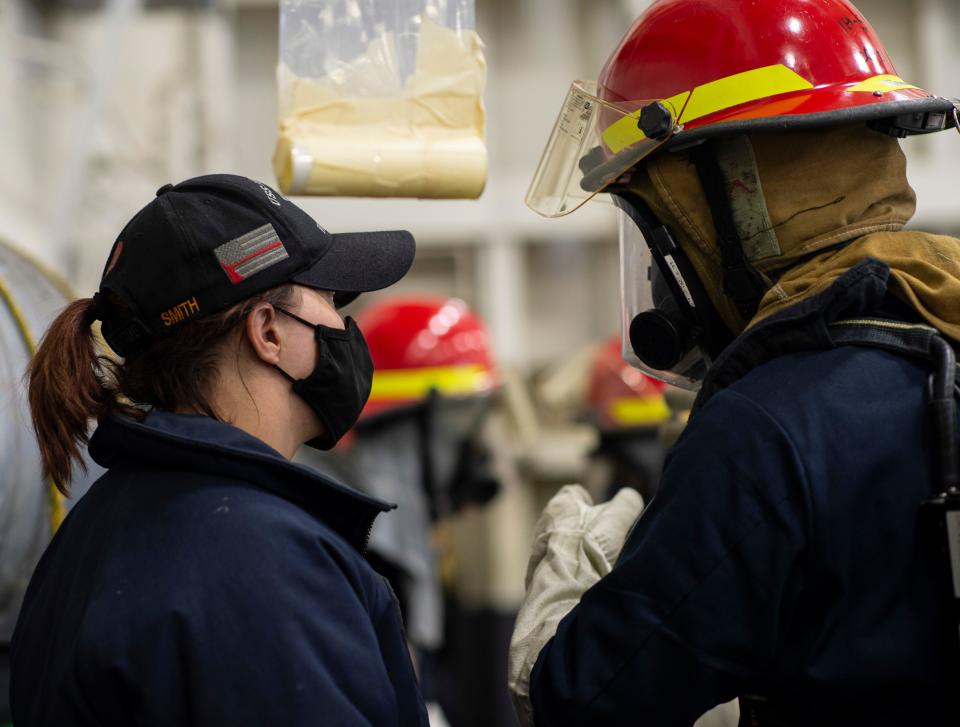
[508,485,644,727]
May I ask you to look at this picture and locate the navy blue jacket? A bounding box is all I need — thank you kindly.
[530,261,953,726]
[10,412,429,727]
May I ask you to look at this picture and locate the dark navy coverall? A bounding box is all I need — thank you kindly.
[530,261,953,726]
[11,412,429,727]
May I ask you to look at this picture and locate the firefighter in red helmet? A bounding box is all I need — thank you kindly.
[510,1,960,725]
[583,335,671,504]
[300,295,501,725]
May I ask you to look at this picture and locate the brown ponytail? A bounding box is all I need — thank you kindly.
[28,285,296,495]
[28,298,115,494]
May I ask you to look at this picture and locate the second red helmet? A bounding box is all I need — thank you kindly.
[356,296,498,419]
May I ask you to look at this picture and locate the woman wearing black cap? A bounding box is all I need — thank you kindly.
[11,175,429,726]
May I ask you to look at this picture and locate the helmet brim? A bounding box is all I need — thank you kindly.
[584,91,958,193]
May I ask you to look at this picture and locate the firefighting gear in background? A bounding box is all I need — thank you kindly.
[507,485,644,727]
[586,336,670,429]
[272,310,375,451]
[0,241,102,725]
[584,336,670,503]
[331,296,499,649]
[514,0,960,724]
[314,393,497,651]
[298,295,503,722]
[11,412,430,727]
[360,296,497,417]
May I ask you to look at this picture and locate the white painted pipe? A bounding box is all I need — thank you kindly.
[45,0,146,271]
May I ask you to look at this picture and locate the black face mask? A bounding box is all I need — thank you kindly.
[274,308,373,450]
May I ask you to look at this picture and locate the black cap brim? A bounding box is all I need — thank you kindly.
[292,230,415,307]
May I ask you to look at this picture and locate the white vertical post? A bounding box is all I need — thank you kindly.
[476,233,527,369]
[0,0,29,224]
[195,6,237,174]
[45,0,145,270]
[915,0,953,97]
[912,0,960,227]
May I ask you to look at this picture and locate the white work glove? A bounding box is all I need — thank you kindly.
[508,485,644,727]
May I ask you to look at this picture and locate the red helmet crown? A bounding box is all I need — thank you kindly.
[357,295,497,418]
[587,336,670,429]
[599,0,955,151]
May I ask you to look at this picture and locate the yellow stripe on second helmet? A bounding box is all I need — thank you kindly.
[848,74,918,94]
[369,364,494,402]
[609,396,671,426]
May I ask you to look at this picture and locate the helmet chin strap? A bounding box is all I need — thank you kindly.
[689,138,772,322]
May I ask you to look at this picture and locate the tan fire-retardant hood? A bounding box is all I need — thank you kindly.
[627,123,933,334]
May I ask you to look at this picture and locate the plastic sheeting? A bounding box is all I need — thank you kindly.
[274,0,487,199]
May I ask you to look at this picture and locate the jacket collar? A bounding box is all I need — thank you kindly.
[696,258,895,409]
[88,411,394,553]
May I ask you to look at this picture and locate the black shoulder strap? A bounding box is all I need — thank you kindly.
[828,317,947,360]
[829,318,959,492]
[741,317,960,724]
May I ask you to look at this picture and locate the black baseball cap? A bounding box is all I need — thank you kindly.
[95,174,415,356]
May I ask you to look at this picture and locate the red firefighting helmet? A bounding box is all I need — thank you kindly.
[357,296,498,419]
[527,0,958,217]
[587,336,670,429]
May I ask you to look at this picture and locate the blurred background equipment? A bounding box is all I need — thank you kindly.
[0,240,102,724]
[521,334,679,510]
[299,295,518,726]
[274,0,487,199]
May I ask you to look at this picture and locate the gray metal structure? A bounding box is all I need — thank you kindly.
[0,241,101,646]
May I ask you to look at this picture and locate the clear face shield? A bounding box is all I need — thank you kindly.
[618,207,710,390]
[526,80,711,388]
[526,81,680,218]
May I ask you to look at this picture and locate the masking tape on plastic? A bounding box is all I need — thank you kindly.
[275,16,487,199]
[275,128,487,198]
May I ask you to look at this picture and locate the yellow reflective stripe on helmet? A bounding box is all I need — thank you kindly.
[0,274,66,532]
[602,64,814,153]
[369,364,493,401]
[609,396,671,426]
[603,91,690,154]
[680,64,813,125]
[848,74,918,94]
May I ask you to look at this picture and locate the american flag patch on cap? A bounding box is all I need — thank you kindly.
[214,224,289,284]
